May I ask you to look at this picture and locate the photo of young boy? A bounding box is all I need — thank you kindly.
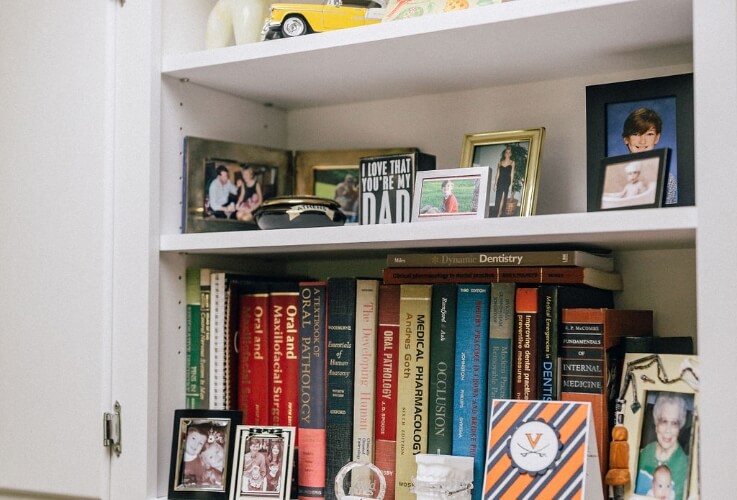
[606,98,678,205]
[176,419,232,492]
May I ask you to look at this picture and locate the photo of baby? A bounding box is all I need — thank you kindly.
[634,391,695,500]
[606,99,678,206]
[598,149,667,210]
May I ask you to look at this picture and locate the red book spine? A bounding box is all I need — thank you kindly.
[382,266,622,290]
[374,284,400,500]
[270,288,300,429]
[239,290,271,425]
[512,287,538,400]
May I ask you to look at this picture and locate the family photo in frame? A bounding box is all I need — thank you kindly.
[229,426,296,500]
[169,409,242,500]
[460,128,545,218]
[616,353,700,500]
[586,73,694,211]
[183,136,291,233]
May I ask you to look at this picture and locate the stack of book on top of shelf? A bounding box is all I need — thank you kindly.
[182,247,695,500]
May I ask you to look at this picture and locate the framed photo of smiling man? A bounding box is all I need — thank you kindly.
[586,74,694,211]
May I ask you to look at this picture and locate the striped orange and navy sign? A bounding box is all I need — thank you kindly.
[483,400,591,500]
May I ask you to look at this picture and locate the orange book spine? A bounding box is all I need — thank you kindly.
[512,287,539,400]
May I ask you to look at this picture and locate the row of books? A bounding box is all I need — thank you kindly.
[183,249,685,499]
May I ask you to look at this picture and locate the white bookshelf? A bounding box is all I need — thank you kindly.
[148,0,736,499]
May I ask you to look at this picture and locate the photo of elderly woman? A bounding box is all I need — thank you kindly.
[635,391,695,500]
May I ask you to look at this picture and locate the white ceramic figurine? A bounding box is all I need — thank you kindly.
[205,0,270,47]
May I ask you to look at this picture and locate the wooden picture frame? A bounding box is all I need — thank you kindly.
[183,136,291,233]
[460,128,545,218]
[411,166,491,222]
[596,148,669,211]
[169,409,242,500]
[586,73,694,211]
[615,353,700,500]
[229,426,296,500]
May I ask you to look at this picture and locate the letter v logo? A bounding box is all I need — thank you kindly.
[525,433,543,449]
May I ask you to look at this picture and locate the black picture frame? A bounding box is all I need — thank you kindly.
[596,148,669,211]
[586,73,694,211]
[169,409,243,500]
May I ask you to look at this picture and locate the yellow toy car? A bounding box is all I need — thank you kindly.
[262,0,386,39]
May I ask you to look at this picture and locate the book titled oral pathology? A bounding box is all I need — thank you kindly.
[298,281,328,500]
[382,266,623,291]
[386,248,614,272]
[375,284,401,500]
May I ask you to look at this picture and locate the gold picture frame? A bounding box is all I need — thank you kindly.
[615,353,700,500]
[294,148,417,199]
[460,128,545,217]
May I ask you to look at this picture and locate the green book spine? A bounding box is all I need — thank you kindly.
[325,278,357,500]
[199,268,212,409]
[427,283,457,455]
[186,268,201,409]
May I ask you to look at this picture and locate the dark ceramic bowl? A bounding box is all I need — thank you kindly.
[253,196,347,230]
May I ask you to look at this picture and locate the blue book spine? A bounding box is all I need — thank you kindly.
[488,282,515,404]
[298,281,328,500]
[452,284,490,500]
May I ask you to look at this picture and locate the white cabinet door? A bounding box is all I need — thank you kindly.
[0,1,113,498]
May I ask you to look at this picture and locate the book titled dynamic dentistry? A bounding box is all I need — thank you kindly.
[386,249,614,272]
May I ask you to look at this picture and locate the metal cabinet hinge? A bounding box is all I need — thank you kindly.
[103,401,122,457]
